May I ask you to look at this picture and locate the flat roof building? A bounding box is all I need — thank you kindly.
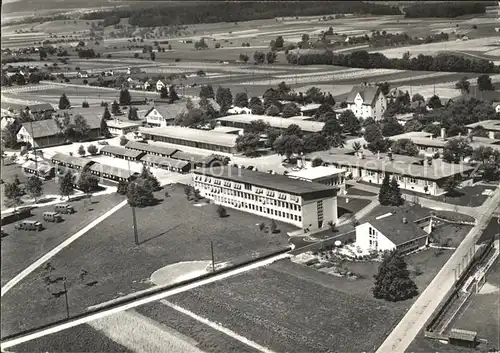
[140,154,191,173]
[106,120,141,136]
[140,126,238,153]
[287,166,346,193]
[466,120,500,139]
[125,140,179,157]
[192,166,338,230]
[216,114,325,134]
[100,145,145,161]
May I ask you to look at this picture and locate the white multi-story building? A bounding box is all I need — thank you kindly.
[345,84,387,121]
[192,166,338,230]
[287,166,346,194]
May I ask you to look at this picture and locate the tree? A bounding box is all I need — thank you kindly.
[477,74,494,91]
[269,220,278,233]
[119,89,131,106]
[4,179,23,209]
[273,134,304,160]
[82,101,89,108]
[442,137,473,164]
[111,100,121,115]
[39,49,47,60]
[411,93,425,103]
[127,181,155,207]
[150,52,156,61]
[169,85,180,103]
[103,106,111,120]
[265,104,280,116]
[312,157,323,167]
[373,251,418,302]
[60,170,75,200]
[2,122,20,148]
[216,205,227,218]
[244,119,270,134]
[128,107,139,120]
[284,124,303,138]
[303,133,329,153]
[427,95,442,109]
[234,92,248,108]
[274,35,284,49]
[455,77,470,95]
[442,175,461,195]
[250,101,265,115]
[216,86,233,115]
[253,51,265,64]
[403,119,423,133]
[58,93,71,109]
[200,85,215,99]
[378,173,391,205]
[194,38,208,50]
[160,86,169,99]
[87,144,98,156]
[120,136,129,146]
[78,145,86,156]
[314,103,334,120]
[266,51,277,64]
[73,115,90,140]
[265,128,281,147]
[25,176,43,202]
[381,117,404,137]
[388,177,404,206]
[140,165,161,192]
[391,138,419,156]
[281,103,300,119]
[339,110,361,134]
[239,53,249,63]
[77,169,99,194]
[236,133,261,157]
[364,123,383,143]
[352,141,362,152]
[117,180,128,195]
[100,117,110,137]
[322,118,341,137]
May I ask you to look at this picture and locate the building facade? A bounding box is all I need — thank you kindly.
[346,85,387,121]
[192,167,338,230]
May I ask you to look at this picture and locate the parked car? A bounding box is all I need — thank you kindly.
[15,220,43,231]
[55,204,75,214]
[43,211,62,223]
[98,141,109,145]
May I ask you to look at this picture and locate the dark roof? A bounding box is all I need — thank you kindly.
[170,150,216,165]
[140,154,189,168]
[145,104,188,121]
[346,85,381,105]
[51,153,94,169]
[100,145,144,159]
[89,162,135,179]
[22,160,54,173]
[367,209,428,246]
[21,119,60,138]
[193,166,337,198]
[125,140,178,157]
[58,108,104,130]
[26,103,55,113]
[449,329,477,342]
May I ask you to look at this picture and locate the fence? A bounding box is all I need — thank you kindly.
[289,231,356,256]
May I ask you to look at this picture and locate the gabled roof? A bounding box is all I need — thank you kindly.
[346,85,381,106]
[140,126,238,148]
[145,103,188,121]
[125,140,178,157]
[89,162,136,179]
[140,154,189,169]
[363,208,428,246]
[170,150,217,165]
[51,153,94,169]
[21,119,60,138]
[100,145,144,159]
[466,119,500,132]
[57,108,103,130]
[26,103,55,113]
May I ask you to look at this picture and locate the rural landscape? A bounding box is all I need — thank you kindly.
[1,1,500,353]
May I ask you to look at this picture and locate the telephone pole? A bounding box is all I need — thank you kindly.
[28,110,38,173]
[210,240,215,272]
[127,160,139,245]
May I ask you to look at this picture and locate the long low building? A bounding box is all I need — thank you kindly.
[216,114,325,133]
[140,126,238,153]
[141,154,191,173]
[125,140,179,157]
[192,166,338,230]
[100,145,145,161]
[51,153,94,170]
[287,166,346,194]
[89,163,138,182]
[466,120,500,139]
[304,150,475,196]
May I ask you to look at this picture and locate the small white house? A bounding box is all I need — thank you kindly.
[345,84,387,121]
[227,106,252,115]
[156,80,168,92]
[77,71,89,78]
[355,211,429,255]
[493,102,500,114]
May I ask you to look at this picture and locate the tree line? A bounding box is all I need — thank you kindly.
[286,50,499,74]
[404,2,489,18]
[82,1,400,27]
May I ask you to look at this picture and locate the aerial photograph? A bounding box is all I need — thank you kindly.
[0,0,499,352]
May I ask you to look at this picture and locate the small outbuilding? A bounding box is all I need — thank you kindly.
[448,328,477,348]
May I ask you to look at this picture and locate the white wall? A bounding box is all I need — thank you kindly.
[355,222,396,253]
[146,108,167,127]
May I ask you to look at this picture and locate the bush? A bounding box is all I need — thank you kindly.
[87,144,98,156]
[120,136,129,146]
[216,205,227,218]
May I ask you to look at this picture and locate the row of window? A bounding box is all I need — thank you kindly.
[212,194,302,222]
[196,182,303,212]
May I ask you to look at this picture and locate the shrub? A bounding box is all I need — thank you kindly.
[216,205,227,218]
[120,136,129,146]
[87,144,98,156]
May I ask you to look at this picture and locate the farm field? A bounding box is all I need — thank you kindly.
[0,184,295,337]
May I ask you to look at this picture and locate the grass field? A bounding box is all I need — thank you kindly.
[1,184,294,336]
[8,323,132,353]
[477,217,500,244]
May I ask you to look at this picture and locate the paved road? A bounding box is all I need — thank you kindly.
[375,186,500,353]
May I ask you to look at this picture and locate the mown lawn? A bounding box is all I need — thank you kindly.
[1,184,294,337]
[9,323,132,353]
[135,303,260,353]
[167,265,405,353]
[1,193,126,287]
[477,217,499,244]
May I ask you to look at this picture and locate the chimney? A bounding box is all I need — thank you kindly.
[402,217,408,224]
[357,150,364,159]
[440,127,446,139]
[377,151,381,160]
